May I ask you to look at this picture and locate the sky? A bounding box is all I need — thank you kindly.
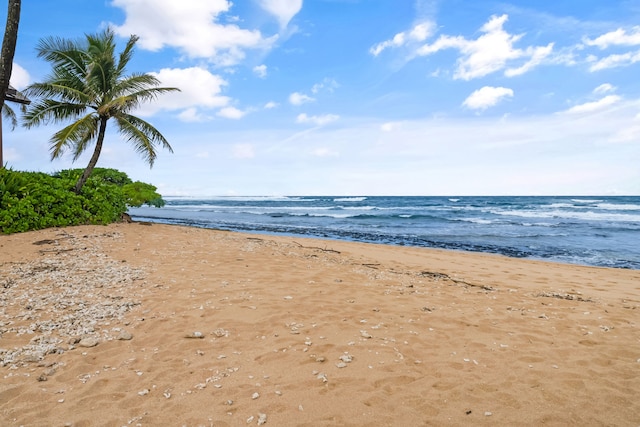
[3,0,640,196]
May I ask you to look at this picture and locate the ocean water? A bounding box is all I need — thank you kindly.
[128,196,640,269]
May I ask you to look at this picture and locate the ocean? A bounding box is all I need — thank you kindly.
[128,196,640,270]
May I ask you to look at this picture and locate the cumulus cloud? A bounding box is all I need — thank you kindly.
[178,107,209,122]
[296,113,339,126]
[374,14,552,80]
[289,92,315,105]
[264,101,279,109]
[463,86,514,110]
[217,106,246,119]
[149,66,229,109]
[257,0,303,29]
[584,27,640,49]
[311,78,339,94]
[253,64,268,78]
[370,21,434,56]
[564,95,621,114]
[110,0,277,66]
[9,63,30,89]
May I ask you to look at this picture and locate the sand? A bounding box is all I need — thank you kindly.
[1,223,639,426]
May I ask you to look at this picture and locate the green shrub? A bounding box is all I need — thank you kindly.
[0,168,164,234]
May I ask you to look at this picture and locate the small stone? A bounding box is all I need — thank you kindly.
[252,392,260,400]
[257,413,267,425]
[185,331,204,339]
[335,362,347,368]
[339,354,353,363]
[78,337,100,348]
[484,412,492,416]
[138,389,149,396]
[117,330,133,340]
[360,330,372,339]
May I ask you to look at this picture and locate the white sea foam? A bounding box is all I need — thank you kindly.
[596,203,640,211]
[333,197,367,202]
[492,209,640,222]
[570,199,603,204]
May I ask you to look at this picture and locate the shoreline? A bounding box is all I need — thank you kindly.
[1,223,639,425]
[130,215,639,271]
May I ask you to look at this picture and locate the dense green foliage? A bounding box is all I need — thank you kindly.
[0,167,163,233]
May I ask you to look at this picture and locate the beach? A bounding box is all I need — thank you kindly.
[1,222,639,426]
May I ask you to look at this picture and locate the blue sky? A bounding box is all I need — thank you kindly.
[3,0,640,196]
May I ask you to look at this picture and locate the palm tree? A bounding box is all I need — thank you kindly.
[23,28,179,193]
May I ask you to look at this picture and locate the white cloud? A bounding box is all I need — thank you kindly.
[584,27,640,49]
[594,83,615,94]
[588,50,640,71]
[296,113,339,126]
[311,78,339,94]
[257,0,303,29]
[289,92,315,105]
[253,64,268,78]
[505,43,554,77]
[9,63,30,89]
[463,86,514,110]
[231,143,255,159]
[564,95,621,114]
[143,67,230,117]
[264,101,279,109]
[217,106,246,119]
[370,21,434,56]
[381,14,552,80]
[178,107,209,122]
[110,0,276,66]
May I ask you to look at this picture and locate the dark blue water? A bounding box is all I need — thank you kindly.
[129,196,640,269]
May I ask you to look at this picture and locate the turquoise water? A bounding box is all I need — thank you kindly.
[129,196,640,269]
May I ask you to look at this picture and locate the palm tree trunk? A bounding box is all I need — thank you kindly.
[74,117,107,194]
[0,0,21,169]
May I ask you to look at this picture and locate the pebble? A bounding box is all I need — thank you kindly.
[78,337,100,348]
[185,331,204,339]
[252,392,260,399]
[257,413,267,425]
[117,330,133,340]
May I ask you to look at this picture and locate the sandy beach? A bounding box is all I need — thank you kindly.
[1,222,639,426]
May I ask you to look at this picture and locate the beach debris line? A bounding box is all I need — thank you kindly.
[419,271,495,291]
[292,241,341,254]
[536,291,594,302]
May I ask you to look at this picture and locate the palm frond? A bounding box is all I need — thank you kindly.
[2,103,18,129]
[49,114,99,159]
[115,113,174,166]
[116,34,140,76]
[22,99,89,128]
